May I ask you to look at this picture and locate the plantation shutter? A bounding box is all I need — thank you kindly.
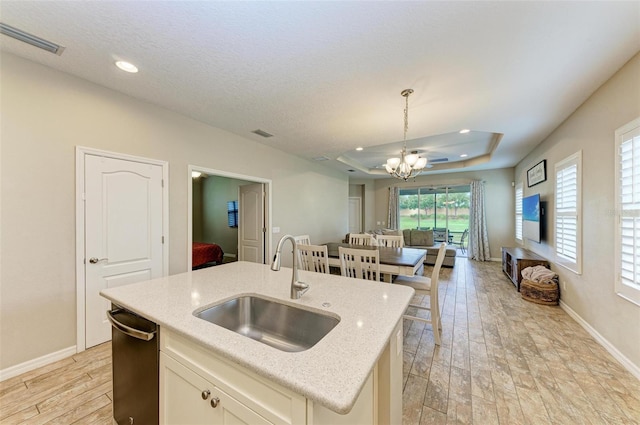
[555,152,581,273]
[618,128,640,290]
[227,201,238,228]
[515,183,523,241]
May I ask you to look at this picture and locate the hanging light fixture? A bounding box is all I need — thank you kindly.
[385,89,427,181]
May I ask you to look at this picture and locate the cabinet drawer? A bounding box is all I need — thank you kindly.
[160,328,306,425]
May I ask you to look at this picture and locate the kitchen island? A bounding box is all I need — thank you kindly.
[101,261,414,424]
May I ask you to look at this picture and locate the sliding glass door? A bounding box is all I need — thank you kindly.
[399,185,470,241]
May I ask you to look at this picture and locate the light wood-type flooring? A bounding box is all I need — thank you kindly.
[0,341,112,424]
[1,258,639,424]
[402,258,640,424]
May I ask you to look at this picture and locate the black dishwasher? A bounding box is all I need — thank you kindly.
[108,306,159,425]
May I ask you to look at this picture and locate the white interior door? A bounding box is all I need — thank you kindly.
[84,154,164,348]
[238,183,265,263]
[349,197,362,233]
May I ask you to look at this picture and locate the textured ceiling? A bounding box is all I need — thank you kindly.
[1,1,639,178]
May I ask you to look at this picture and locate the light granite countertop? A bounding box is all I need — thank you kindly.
[100,261,414,414]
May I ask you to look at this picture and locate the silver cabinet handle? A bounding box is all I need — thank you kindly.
[89,257,108,264]
[106,309,156,341]
[210,397,220,408]
[201,389,210,400]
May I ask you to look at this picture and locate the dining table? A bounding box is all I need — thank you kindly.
[325,242,427,283]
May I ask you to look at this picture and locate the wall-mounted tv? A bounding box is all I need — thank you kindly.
[522,193,541,243]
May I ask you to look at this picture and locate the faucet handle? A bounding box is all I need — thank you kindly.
[291,280,309,299]
[294,281,308,289]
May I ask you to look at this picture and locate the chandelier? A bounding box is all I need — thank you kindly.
[385,89,427,181]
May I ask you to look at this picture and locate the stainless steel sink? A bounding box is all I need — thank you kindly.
[194,296,340,352]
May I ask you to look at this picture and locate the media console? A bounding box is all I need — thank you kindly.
[501,247,549,291]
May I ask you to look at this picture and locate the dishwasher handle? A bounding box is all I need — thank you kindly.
[107,308,157,341]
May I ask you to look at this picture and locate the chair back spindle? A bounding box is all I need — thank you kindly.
[338,247,380,282]
[297,244,330,274]
[375,234,403,248]
[348,234,375,246]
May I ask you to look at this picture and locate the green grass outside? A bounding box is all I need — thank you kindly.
[400,215,469,233]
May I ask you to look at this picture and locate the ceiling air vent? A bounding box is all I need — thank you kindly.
[252,129,273,138]
[0,23,65,55]
[313,156,330,161]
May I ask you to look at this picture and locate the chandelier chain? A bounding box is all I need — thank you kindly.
[385,88,426,181]
[404,92,409,146]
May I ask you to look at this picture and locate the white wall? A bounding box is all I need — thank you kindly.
[514,53,640,371]
[0,53,349,369]
[373,168,515,258]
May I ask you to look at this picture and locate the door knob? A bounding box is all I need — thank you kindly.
[210,397,220,408]
[201,389,210,400]
[89,257,108,264]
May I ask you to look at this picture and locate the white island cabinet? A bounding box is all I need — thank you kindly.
[159,325,396,425]
[100,261,413,425]
[161,353,273,424]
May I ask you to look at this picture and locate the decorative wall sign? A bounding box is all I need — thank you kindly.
[527,160,547,187]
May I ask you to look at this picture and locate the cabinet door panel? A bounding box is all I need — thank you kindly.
[161,352,274,425]
[160,353,215,424]
[216,386,273,425]
[161,329,306,424]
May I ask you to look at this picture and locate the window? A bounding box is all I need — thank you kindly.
[398,186,470,240]
[227,200,238,228]
[555,151,582,274]
[615,118,640,306]
[515,183,523,241]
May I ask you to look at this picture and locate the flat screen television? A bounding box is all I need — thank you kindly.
[522,193,541,243]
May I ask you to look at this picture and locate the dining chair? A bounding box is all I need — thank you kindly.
[375,234,403,281]
[293,235,311,264]
[338,247,380,282]
[297,244,330,274]
[375,234,404,248]
[449,229,468,254]
[349,233,375,246]
[393,243,446,345]
[293,234,311,245]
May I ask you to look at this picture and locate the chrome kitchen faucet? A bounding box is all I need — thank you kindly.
[271,235,310,299]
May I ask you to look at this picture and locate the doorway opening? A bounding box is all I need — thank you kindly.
[187,166,271,269]
[399,185,470,256]
[348,197,362,234]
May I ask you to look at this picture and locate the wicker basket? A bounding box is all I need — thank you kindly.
[521,279,559,305]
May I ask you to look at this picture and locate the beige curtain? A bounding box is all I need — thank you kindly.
[388,187,399,230]
[469,180,491,261]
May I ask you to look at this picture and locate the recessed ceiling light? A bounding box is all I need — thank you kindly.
[115,61,138,73]
[460,154,468,158]
[356,147,363,151]
[459,129,470,134]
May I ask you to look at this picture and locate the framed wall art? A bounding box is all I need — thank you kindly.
[527,160,547,187]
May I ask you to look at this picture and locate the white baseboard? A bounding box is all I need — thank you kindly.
[223,253,237,259]
[559,300,640,381]
[0,345,77,382]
